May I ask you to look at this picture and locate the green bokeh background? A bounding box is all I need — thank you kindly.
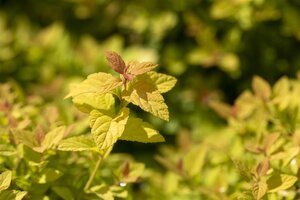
[1,0,300,148]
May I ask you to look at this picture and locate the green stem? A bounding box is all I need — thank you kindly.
[84,155,103,192]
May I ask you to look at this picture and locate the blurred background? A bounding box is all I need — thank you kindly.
[1,0,300,153]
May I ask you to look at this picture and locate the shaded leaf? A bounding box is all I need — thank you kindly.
[52,186,74,200]
[119,117,165,143]
[37,168,63,184]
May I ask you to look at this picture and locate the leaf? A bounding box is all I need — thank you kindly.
[90,184,114,200]
[262,132,280,153]
[267,174,297,192]
[13,130,38,149]
[252,180,267,200]
[256,158,269,177]
[252,76,271,100]
[52,186,74,200]
[37,168,63,184]
[0,171,12,191]
[0,145,16,156]
[232,159,252,181]
[33,126,66,153]
[146,71,177,93]
[118,162,145,183]
[209,101,232,119]
[72,93,115,114]
[89,108,129,150]
[184,145,207,177]
[0,190,27,200]
[123,79,169,121]
[127,61,158,76]
[105,51,126,74]
[58,135,98,152]
[119,117,165,143]
[65,72,122,99]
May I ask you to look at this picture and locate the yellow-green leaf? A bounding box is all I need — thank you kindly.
[267,174,297,193]
[58,135,98,152]
[123,79,169,121]
[0,190,27,200]
[89,108,129,150]
[184,145,207,177]
[119,117,165,143]
[146,71,177,93]
[252,76,271,100]
[72,93,115,114]
[37,168,63,184]
[0,171,12,191]
[127,61,158,76]
[65,72,122,99]
[33,126,66,153]
[252,180,267,200]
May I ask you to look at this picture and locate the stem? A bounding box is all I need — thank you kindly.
[84,155,103,192]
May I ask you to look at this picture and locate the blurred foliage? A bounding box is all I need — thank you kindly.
[1,0,300,199]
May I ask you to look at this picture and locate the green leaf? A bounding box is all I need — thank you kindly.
[146,71,177,93]
[110,186,128,198]
[0,171,12,191]
[267,174,297,193]
[118,162,145,183]
[123,78,169,121]
[184,145,207,177]
[127,61,158,76]
[0,145,16,156]
[72,93,115,114]
[52,186,74,200]
[33,126,66,153]
[252,180,267,200]
[252,76,271,100]
[58,135,98,152]
[0,190,27,200]
[119,117,165,143]
[13,130,38,149]
[37,168,63,184]
[232,159,252,181]
[65,72,122,99]
[90,184,114,200]
[89,108,129,150]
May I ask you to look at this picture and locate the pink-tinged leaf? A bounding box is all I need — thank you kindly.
[105,51,126,74]
[127,61,158,76]
[256,158,269,177]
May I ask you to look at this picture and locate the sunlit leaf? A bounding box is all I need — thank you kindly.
[119,117,165,143]
[105,51,126,74]
[58,135,98,152]
[127,61,158,76]
[0,171,12,191]
[123,79,169,121]
[146,71,177,93]
[267,174,297,193]
[89,108,129,150]
[252,180,267,200]
[65,73,122,99]
[0,190,27,200]
[72,93,115,114]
